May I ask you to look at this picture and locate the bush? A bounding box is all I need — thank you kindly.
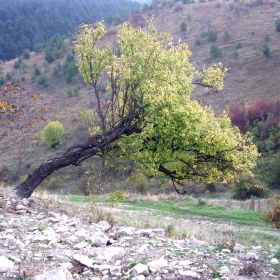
[232,174,269,200]
[0,76,5,85]
[236,42,242,49]
[33,67,41,76]
[206,27,218,42]
[41,121,64,147]
[233,51,239,58]
[37,74,47,87]
[174,2,184,12]
[262,44,270,58]
[275,18,280,32]
[23,49,30,59]
[195,36,201,46]
[210,44,222,57]
[271,153,280,187]
[264,35,270,42]
[224,29,230,41]
[13,60,20,69]
[180,22,187,32]
[263,197,280,229]
[63,53,78,84]
[5,72,12,81]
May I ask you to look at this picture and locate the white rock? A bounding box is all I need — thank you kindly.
[178,260,193,267]
[239,251,259,261]
[9,255,21,264]
[151,228,165,236]
[55,226,69,233]
[0,256,14,268]
[91,232,109,247]
[73,254,95,268]
[119,227,136,236]
[138,244,150,253]
[109,265,122,276]
[222,249,231,254]
[178,269,201,279]
[131,263,149,277]
[74,241,89,249]
[97,221,111,232]
[136,229,153,237]
[32,267,73,280]
[270,258,279,265]
[234,243,245,252]
[132,276,145,280]
[103,247,126,262]
[148,258,168,272]
[219,266,230,275]
[228,257,240,265]
[48,212,60,219]
[75,228,87,237]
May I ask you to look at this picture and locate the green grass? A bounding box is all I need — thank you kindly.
[121,199,264,227]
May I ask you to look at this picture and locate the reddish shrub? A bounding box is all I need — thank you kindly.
[130,13,146,25]
[247,98,274,121]
[174,2,184,11]
[263,198,280,229]
[228,105,246,132]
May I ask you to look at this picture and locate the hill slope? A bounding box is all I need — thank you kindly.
[1,0,280,191]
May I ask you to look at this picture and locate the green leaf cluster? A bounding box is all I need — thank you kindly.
[41,121,64,147]
[74,21,258,185]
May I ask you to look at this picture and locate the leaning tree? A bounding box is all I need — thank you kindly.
[12,21,258,199]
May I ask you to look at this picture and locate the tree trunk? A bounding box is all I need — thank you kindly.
[12,115,140,199]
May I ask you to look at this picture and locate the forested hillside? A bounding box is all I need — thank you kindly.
[0,0,141,61]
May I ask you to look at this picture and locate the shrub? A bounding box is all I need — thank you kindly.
[107,190,127,208]
[130,13,146,26]
[180,22,187,32]
[263,197,280,229]
[37,74,47,87]
[174,2,184,12]
[228,105,248,131]
[232,174,269,200]
[236,42,242,49]
[44,46,55,63]
[195,36,201,46]
[247,98,274,122]
[275,18,280,32]
[0,76,5,85]
[23,49,30,59]
[264,35,270,42]
[41,121,64,147]
[224,29,230,41]
[34,43,45,52]
[206,27,218,42]
[33,67,41,76]
[210,44,222,57]
[52,63,62,78]
[233,51,239,58]
[262,44,270,58]
[63,53,78,84]
[14,60,20,69]
[5,72,12,81]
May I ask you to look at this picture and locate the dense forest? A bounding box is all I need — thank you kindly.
[0,0,141,61]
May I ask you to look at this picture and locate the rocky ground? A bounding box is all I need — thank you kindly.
[0,192,279,280]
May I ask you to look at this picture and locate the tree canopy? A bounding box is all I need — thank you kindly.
[13,22,258,198]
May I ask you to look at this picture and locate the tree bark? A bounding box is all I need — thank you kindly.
[13,115,140,199]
